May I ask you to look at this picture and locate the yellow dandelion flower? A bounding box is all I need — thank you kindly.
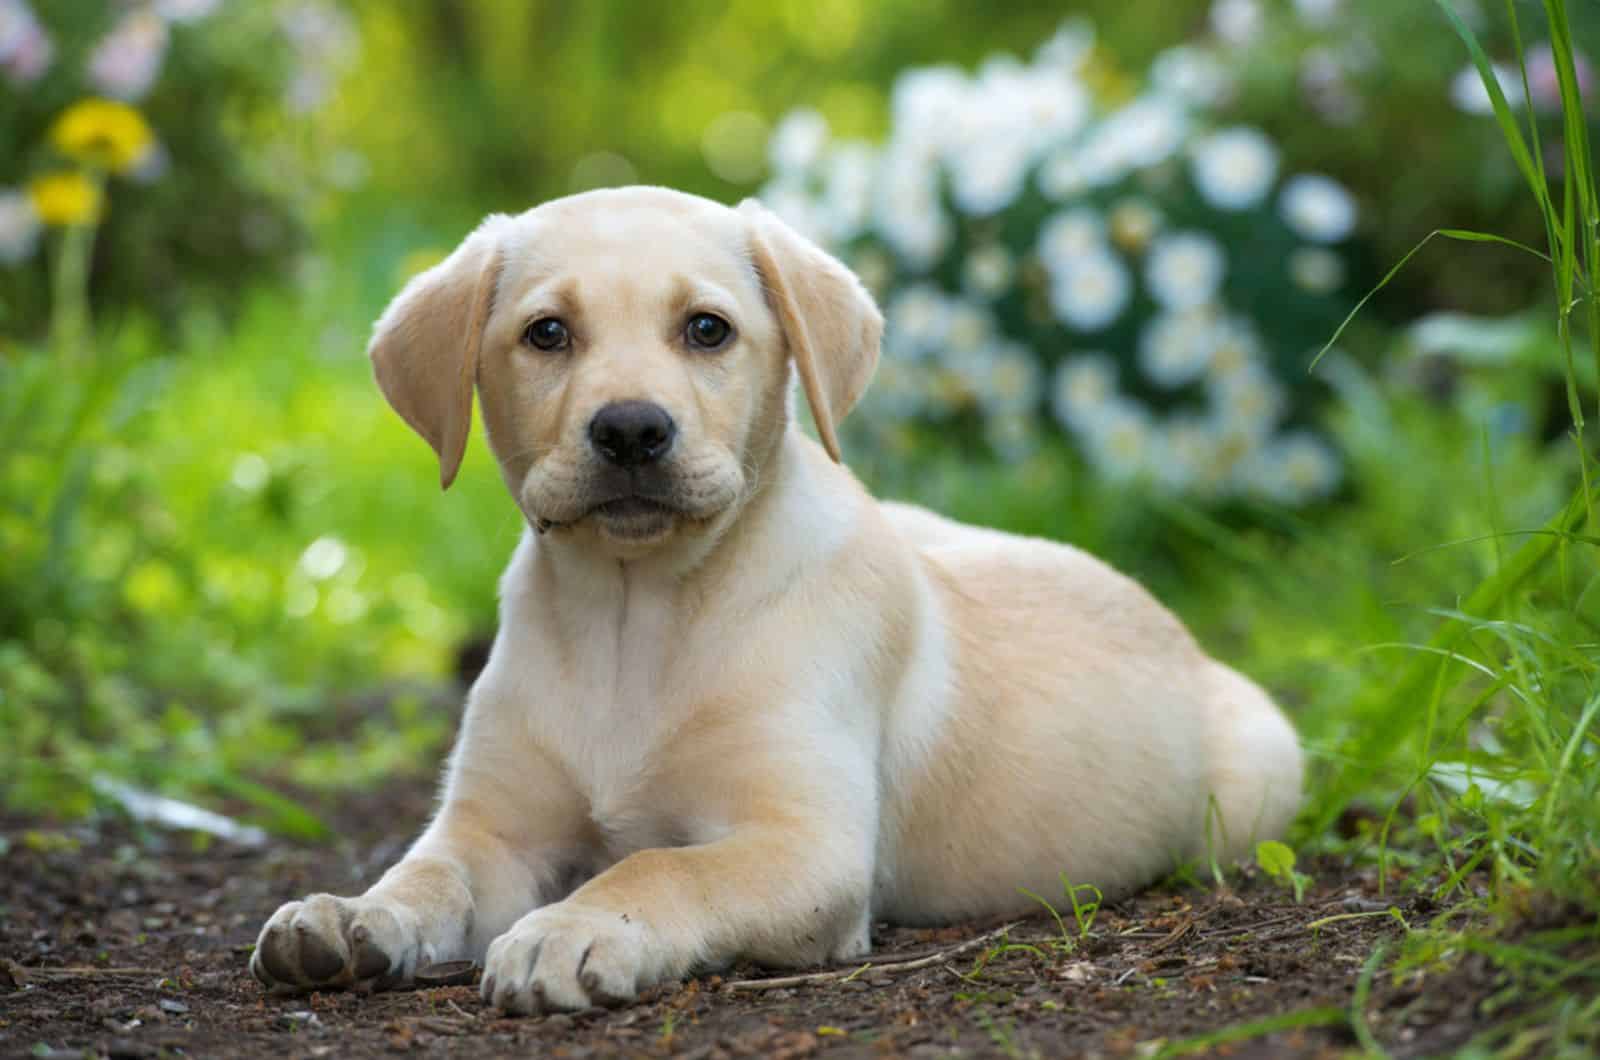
[49,99,154,175]
[29,172,104,226]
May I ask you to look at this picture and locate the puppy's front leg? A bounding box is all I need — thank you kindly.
[483,761,874,1014]
[252,741,588,993]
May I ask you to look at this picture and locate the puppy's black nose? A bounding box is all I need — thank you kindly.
[588,401,677,467]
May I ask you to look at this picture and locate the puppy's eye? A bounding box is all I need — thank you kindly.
[685,313,732,351]
[523,317,570,351]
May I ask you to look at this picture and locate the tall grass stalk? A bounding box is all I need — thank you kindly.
[1289,2,1600,1050]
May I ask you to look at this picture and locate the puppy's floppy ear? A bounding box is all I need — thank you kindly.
[739,199,882,463]
[368,214,510,490]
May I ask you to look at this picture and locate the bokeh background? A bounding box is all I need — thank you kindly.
[2,0,1597,920]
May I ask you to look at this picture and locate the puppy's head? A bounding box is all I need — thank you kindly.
[368,187,881,555]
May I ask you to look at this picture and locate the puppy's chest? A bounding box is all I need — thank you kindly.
[524,586,701,832]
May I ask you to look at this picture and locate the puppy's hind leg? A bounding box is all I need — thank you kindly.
[1199,662,1304,861]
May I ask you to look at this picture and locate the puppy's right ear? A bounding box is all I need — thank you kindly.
[368,214,510,490]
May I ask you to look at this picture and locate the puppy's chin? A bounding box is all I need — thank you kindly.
[592,502,678,548]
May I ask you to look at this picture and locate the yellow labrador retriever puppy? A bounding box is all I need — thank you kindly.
[251,186,1302,1013]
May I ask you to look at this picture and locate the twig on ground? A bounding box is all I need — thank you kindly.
[1147,916,1194,955]
[1201,912,1304,941]
[8,964,165,980]
[724,922,1021,993]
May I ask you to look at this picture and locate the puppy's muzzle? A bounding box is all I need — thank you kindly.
[589,401,676,468]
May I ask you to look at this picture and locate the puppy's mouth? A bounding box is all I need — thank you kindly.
[592,495,676,521]
[524,457,742,541]
[534,490,684,538]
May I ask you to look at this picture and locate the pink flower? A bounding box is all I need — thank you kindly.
[1526,42,1594,113]
[87,11,170,102]
[0,0,53,85]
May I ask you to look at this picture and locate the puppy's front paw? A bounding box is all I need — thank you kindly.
[250,894,423,993]
[481,904,658,1015]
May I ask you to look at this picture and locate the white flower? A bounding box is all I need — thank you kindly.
[874,150,950,269]
[155,0,222,21]
[942,300,994,356]
[884,284,952,361]
[963,244,1014,299]
[1109,198,1163,254]
[0,187,41,265]
[1090,96,1190,173]
[1450,63,1525,115]
[0,0,52,84]
[1210,0,1264,46]
[975,341,1042,415]
[950,134,1033,216]
[1050,354,1119,430]
[1033,17,1096,74]
[1001,63,1092,149]
[1280,174,1357,243]
[1150,45,1232,108]
[1242,431,1341,504]
[1208,364,1286,438]
[1190,127,1280,211]
[1038,147,1089,200]
[986,411,1040,464]
[1049,248,1132,332]
[1037,207,1107,271]
[863,355,930,419]
[1151,416,1221,495]
[819,142,877,242]
[769,108,830,175]
[759,180,828,245]
[1292,0,1342,27]
[1140,308,1219,387]
[1288,246,1346,293]
[1299,47,1362,126]
[1051,98,1190,200]
[1082,400,1155,481]
[1206,315,1263,379]
[1145,232,1226,311]
[88,10,169,101]
[891,66,969,160]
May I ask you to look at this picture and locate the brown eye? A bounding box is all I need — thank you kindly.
[523,317,569,350]
[686,313,732,350]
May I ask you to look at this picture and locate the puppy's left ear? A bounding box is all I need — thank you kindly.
[740,199,882,463]
[368,214,510,490]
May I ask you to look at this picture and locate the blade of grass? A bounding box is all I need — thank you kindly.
[1309,484,1595,833]
[1309,229,1569,372]
[1153,1007,1350,1059]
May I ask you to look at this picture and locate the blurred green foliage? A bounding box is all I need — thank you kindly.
[0,0,347,335]
[329,0,1203,226]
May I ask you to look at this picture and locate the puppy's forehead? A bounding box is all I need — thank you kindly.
[502,189,757,300]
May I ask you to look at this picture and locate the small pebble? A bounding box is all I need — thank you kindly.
[157,998,189,1014]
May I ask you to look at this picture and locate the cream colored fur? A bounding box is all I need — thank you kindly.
[250,187,1303,1014]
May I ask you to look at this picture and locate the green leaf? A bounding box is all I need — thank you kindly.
[1255,840,1296,879]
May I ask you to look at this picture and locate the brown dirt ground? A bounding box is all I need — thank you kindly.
[0,779,1574,1060]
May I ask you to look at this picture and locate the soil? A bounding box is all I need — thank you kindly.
[0,779,1578,1059]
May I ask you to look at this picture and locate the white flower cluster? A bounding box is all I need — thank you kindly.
[761,20,1355,506]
